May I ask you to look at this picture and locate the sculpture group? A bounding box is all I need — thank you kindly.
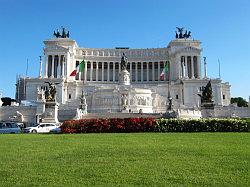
[45,82,59,102]
[198,80,214,105]
[53,27,70,38]
[121,53,128,71]
[175,27,191,39]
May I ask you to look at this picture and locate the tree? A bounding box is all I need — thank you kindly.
[1,97,16,106]
[230,97,248,107]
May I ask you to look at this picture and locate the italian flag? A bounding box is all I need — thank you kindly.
[70,60,86,76]
[160,62,169,80]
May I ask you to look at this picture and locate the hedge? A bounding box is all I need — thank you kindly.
[61,118,156,133]
[60,118,249,133]
[156,118,248,132]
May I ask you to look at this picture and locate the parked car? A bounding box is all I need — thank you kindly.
[0,122,21,134]
[49,126,62,133]
[23,123,60,133]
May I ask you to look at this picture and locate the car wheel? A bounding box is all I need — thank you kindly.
[31,130,37,133]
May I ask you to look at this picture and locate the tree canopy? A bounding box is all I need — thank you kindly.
[230,97,248,107]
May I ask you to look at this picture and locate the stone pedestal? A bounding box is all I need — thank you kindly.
[41,102,59,123]
[201,102,215,110]
[164,110,178,118]
[119,70,130,85]
[201,108,215,118]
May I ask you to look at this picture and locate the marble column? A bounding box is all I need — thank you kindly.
[113,62,115,82]
[184,56,188,79]
[191,56,194,79]
[164,61,167,81]
[107,62,110,82]
[152,62,155,81]
[197,56,201,79]
[84,60,87,82]
[96,62,99,81]
[135,62,138,82]
[102,62,104,82]
[130,62,132,80]
[118,62,121,73]
[141,62,143,82]
[57,56,61,78]
[146,62,149,82]
[158,62,161,81]
[44,55,48,78]
[181,56,185,79]
[90,61,93,81]
[61,55,65,78]
[51,55,54,78]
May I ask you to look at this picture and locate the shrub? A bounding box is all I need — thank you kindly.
[155,118,248,132]
[61,118,157,133]
[61,118,248,133]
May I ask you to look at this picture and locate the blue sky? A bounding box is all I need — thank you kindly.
[0,0,249,100]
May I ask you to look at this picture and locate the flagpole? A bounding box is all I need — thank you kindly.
[218,59,221,79]
[167,60,172,111]
[167,61,170,99]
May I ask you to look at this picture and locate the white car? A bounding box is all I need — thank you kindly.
[24,123,60,133]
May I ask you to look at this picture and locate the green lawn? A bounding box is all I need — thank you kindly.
[0,133,249,186]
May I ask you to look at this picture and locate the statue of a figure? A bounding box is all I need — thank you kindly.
[183,30,188,38]
[44,82,59,102]
[62,27,66,38]
[175,27,191,39]
[53,27,69,38]
[198,80,213,104]
[121,53,128,71]
[121,93,128,106]
[176,27,184,38]
[79,91,87,107]
[37,88,45,101]
[167,96,173,111]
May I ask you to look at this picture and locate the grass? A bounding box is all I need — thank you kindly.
[0,133,249,186]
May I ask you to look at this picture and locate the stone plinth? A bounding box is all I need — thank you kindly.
[41,101,59,123]
[119,70,130,85]
[201,102,215,109]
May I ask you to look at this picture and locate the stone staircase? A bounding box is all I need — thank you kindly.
[81,113,163,119]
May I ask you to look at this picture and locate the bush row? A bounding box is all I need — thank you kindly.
[60,118,249,133]
[155,118,248,132]
[61,118,156,133]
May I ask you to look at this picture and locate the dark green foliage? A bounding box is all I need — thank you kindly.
[156,118,248,132]
[1,97,16,106]
[231,97,248,107]
[61,118,248,133]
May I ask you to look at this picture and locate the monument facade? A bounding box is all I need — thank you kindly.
[15,28,231,119]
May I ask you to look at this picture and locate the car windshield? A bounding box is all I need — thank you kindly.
[31,124,39,127]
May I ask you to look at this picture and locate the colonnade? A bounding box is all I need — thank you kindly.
[81,61,168,82]
[44,55,201,82]
[44,55,66,78]
[180,56,200,79]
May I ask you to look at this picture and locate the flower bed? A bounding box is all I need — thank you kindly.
[61,118,156,133]
[61,118,249,133]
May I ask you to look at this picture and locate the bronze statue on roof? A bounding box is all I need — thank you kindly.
[53,27,70,38]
